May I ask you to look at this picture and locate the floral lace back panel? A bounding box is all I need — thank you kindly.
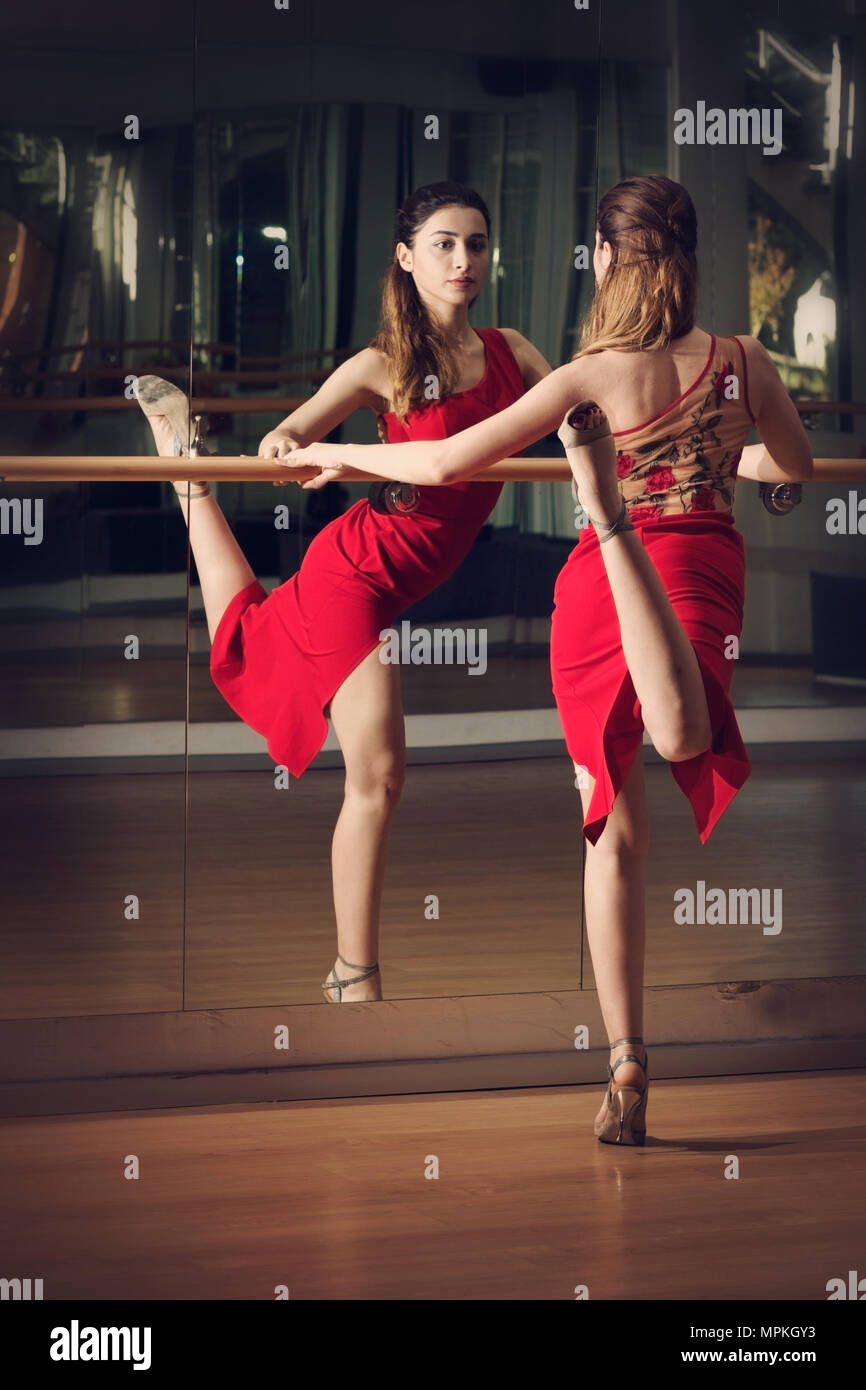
[614,334,756,522]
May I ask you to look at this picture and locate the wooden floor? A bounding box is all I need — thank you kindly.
[0,1069,862,1300]
[2,758,865,1018]
[2,652,864,725]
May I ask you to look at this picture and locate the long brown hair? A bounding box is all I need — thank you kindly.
[575,175,699,359]
[371,181,491,424]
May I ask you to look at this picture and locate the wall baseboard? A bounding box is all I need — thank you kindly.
[2,976,863,1117]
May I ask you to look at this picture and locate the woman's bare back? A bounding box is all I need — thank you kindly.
[582,327,717,435]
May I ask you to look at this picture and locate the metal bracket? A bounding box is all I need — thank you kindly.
[368,481,420,515]
[189,414,210,457]
[759,481,803,516]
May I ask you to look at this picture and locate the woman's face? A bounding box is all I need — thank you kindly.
[594,228,613,285]
[397,204,490,312]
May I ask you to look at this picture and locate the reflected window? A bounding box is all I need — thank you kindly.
[121,174,137,304]
[745,28,853,420]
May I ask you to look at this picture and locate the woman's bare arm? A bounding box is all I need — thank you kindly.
[739,336,814,481]
[284,360,586,485]
[257,348,389,456]
[499,327,555,388]
[736,442,800,482]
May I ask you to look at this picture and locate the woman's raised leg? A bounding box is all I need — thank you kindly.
[324,641,408,1001]
[140,406,258,643]
[562,407,712,762]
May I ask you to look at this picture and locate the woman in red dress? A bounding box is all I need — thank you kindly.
[135,181,552,1004]
[286,175,815,1141]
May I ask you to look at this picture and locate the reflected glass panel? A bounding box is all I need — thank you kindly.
[0,18,193,1018]
[185,12,591,1004]
[608,14,866,991]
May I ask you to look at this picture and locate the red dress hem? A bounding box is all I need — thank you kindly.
[209,575,404,776]
[552,511,751,846]
[206,328,525,775]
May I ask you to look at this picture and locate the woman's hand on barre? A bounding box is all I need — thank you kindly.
[736,443,814,484]
[258,426,308,486]
[277,442,347,489]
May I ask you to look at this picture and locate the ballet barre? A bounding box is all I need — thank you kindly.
[0,341,350,364]
[1,367,335,387]
[1,456,864,484]
[0,397,309,414]
[2,395,864,420]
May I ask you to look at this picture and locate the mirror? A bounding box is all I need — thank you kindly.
[1,0,862,1025]
[184,10,609,1004]
[0,15,195,1018]
[622,14,865,990]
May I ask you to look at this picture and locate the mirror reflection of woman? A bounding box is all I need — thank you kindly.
[286,175,814,1142]
[135,181,552,1004]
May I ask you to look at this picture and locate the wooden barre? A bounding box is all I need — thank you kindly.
[2,396,864,419]
[2,371,863,407]
[0,343,356,366]
[0,368,333,387]
[1,457,864,484]
[0,397,308,414]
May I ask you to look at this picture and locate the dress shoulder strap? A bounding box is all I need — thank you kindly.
[727,333,757,426]
[478,326,524,393]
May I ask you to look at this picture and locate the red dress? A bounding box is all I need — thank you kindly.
[209,328,524,775]
[551,333,754,845]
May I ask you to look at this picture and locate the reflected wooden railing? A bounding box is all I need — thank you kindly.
[2,389,865,415]
[1,456,864,484]
[0,342,352,365]
[0,396,309,413]
[0,367,336,386]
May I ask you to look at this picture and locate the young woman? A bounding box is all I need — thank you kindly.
[134,181,552,1005]
[283,174,814,1141]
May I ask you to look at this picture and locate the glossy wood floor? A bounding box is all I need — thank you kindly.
[1,758,865,1018]
[2,652,864,725]
[0,1069,862,1300]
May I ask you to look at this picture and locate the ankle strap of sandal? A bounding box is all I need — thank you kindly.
[174,482,211,499]
[608,1037,647,1080]
[609,1053,647,1079]
[591,498,636,543]
[333,956,380,987]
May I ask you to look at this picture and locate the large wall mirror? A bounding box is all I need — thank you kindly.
[0,22,195,1020]
[1,1,864,1031]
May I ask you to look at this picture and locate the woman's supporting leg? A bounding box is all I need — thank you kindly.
[576,753,649,1094]
[144,412,258,643]
[564,412,712,762]
[142,393,401,1001]
[325,641,408,1001]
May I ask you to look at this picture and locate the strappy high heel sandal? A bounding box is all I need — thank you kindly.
[558,402,635,542]
[558,399,612,451]
[594,1036,649,1146]
[321,955,380,1003]
[133,374,212,498]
